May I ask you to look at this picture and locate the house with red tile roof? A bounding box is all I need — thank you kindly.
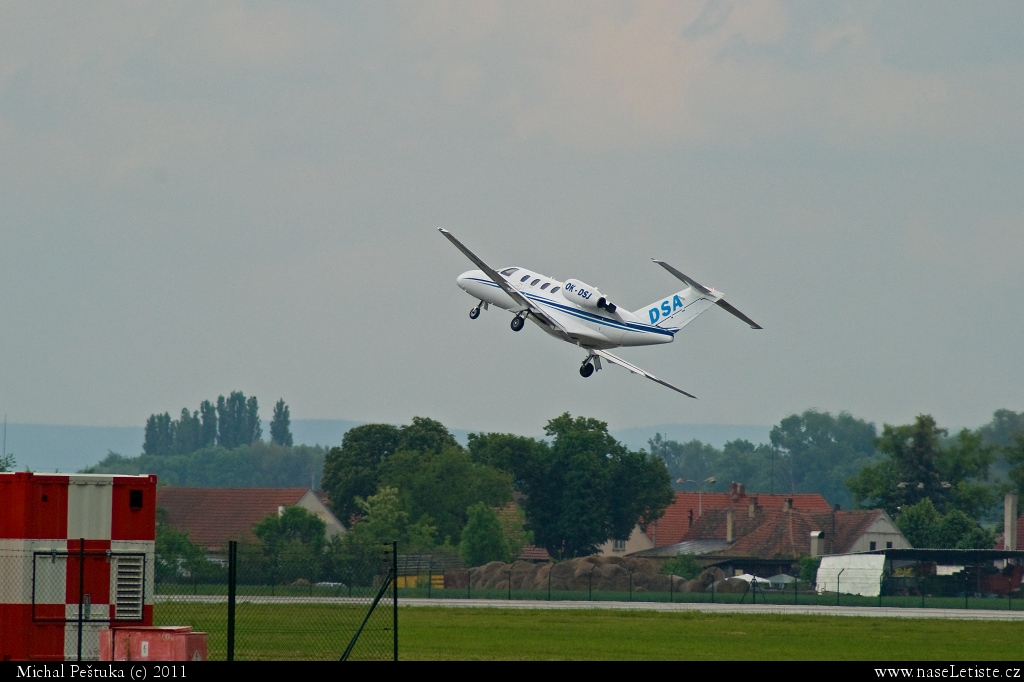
[647,483,834,547]
[633,497,910,577]
[598,482,835,556]
[157,487,346,551]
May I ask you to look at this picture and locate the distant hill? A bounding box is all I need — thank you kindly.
[7,419,772,474]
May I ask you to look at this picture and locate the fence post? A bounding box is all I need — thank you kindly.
[77,539,85,662]
[393,541,398,662]
[878,574,883,607]
[836,568,844,607]
[227,541,237,662]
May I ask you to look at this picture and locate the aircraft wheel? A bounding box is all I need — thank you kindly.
[580,362,595,378]
[510,316,525,332]
[469,307,480,320]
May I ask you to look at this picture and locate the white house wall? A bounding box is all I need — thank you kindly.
[846,512,912,552]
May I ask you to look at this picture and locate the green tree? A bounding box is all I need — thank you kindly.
[172,408,203,456]
[848,414,997,520]
[799,556,822,584]
[155,509,223,583]
[467,432,547,490]
[937,510,995,549]
[253,506,328,584]
[379,444,513,545]
[459,502,508,566]
[661,554,703,579]
[648,434,719,487]
[350,486,407,543]
[523,413,673,558]
[216,391,261,449]
[770,410,879,507]
[896,498,994,549]
[322,423,401,523]
[199,400,217,448]
[398,416,459,454]
[979,409,1024,447]
[144,413,175,456]
[895,497,943,548]
[0,452,15,472]
[270,399,293,447]
[716,439,777,494]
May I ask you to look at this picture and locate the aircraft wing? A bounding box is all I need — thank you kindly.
[590,348,697,399]
[438,228,573,341]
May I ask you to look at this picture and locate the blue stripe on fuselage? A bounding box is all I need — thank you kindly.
[466,277,676,337]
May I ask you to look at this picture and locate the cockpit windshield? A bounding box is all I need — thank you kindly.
[499,267,519,276]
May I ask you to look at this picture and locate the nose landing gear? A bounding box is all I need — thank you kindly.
[469,301,488,320]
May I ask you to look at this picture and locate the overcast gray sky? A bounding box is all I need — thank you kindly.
[1,1,1021,438]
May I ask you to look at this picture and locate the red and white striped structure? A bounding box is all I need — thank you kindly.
[0,472,157,661]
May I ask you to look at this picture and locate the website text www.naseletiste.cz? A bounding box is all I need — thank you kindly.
[875,668,1021,679]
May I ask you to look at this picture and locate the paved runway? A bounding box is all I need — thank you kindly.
[155,595,1024,621]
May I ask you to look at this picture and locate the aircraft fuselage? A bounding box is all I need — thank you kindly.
[457,267,674,349]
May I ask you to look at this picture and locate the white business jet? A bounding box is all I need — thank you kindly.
[439,228,761,398]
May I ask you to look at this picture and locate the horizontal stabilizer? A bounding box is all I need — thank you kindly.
[652,259,762,330]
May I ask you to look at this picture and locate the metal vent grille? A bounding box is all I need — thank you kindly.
[113,555,144,621]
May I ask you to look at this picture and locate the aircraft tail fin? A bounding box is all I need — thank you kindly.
[639,260,763,330]
[634,287,719,330]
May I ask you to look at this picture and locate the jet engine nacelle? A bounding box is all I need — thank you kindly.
[562,278,617,313]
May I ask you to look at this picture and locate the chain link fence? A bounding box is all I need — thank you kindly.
[395,558,1022,612]
[154,541,396,660]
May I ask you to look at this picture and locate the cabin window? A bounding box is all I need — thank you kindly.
[500,268,519,276]
[530,278,540,286]
[520,275,530,282]
[540,282,550,290]
[550,287,560,294]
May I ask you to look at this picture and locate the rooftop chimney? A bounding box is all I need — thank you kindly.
[783,498,792,512]
[810,530,824,557]
[748,497,757,519]
[1005,493,1019,551]
[726,507,734,543]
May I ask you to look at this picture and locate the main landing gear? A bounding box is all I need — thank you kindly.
[579,354,602,378]
[510,314,526,332]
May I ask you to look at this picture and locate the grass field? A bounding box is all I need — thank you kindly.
[154,602,1024,660]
